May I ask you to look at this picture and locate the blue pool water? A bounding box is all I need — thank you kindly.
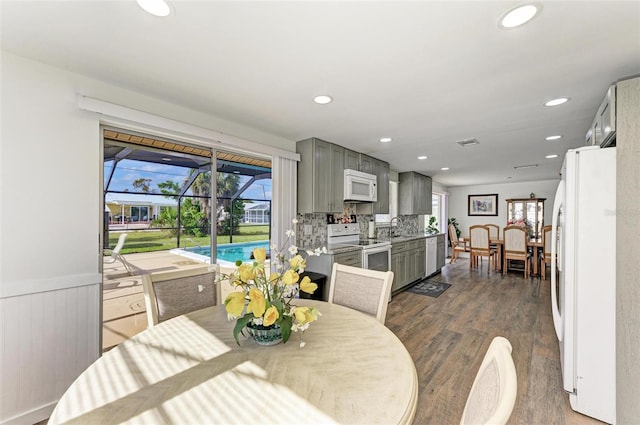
[185,241,270,263]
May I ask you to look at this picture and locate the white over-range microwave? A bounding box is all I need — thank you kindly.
[344,169,377,202]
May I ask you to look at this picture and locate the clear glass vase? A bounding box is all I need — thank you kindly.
[245,323,283,346]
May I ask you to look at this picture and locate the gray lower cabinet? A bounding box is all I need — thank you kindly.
[304,249,363,300]
[333,250,362,267]
[436,234,446,271]
[391,238,426,292]
[391,250,406,292]
[297,138,345,213]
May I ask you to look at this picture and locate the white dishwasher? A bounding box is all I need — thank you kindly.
[426,236,438,276]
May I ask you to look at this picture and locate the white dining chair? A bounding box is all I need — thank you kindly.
[142,266,218,328]
[460,336,518,425]
[469,225,497,273]
[503,225,530,277]
[328,263,394,324]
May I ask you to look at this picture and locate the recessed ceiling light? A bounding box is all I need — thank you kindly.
[441,167,450,171]
[546,154,558,159]
[379,137,392,143]
[417,156,428,160]
[545,97,569,107]
[546,135,562,141]
[499,3,541,29]
[313,95,332,105]
[136,0,171,17]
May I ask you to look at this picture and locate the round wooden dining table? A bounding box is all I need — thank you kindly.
[48,300,418,425]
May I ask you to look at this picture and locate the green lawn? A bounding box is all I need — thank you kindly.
[108,225,270,255]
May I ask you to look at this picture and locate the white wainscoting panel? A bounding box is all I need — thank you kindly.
[0,283,101,424]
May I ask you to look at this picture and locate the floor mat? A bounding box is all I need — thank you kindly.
[406,279,451,298]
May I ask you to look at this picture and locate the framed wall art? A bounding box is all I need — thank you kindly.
[468,194,499,216]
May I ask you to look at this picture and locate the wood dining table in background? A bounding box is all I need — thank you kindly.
[460,236,543,276]
[48,300,418,425]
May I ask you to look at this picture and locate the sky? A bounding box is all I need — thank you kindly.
[105,159,272,202]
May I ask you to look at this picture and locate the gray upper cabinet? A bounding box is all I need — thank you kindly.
[344,149,360,171]
[329,144,345,211]
[358,154,375,174]
[375,160,390,214]
[297,138,389,214]
[297,138,345,213]
[398,171,432,215]
[356,155,390,214]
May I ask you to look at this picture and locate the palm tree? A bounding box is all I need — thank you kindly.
[189,171,212,218]
[216,172,243,236]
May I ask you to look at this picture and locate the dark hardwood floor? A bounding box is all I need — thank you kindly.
[385,258,604,425]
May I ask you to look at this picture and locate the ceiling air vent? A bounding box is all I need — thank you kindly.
[456,138,479,147]
[514,164,539,170]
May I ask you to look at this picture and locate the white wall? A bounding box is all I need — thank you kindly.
[0,52,295,424]
[448,179,560,238]
[431,181,448,194]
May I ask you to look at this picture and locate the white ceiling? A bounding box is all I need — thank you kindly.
[2,1,639,186]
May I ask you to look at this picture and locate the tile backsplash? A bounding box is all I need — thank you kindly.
[295,207,420,248]
[295,211,374,248]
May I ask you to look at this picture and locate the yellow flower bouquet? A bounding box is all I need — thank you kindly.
[219,221,325,346]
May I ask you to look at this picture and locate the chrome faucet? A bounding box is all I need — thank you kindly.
[389,216,402,238]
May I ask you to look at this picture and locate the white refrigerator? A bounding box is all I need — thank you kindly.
[551,146,616,424]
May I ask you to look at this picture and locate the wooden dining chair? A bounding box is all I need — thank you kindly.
[540,225,553,280]
[460,336,517,425]
[503,225,530,277]
[485,224,501,268]
[449,224,467,264]
[142,266,217,328]
[469,225,497,273]
[485,224,500,241]
[328,263,394,324]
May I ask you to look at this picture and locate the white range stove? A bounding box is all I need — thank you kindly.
[327,223,391,272]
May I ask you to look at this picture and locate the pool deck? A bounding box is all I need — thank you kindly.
[102,250,237,352]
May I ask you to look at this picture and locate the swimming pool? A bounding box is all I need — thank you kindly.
[170,241,270,265]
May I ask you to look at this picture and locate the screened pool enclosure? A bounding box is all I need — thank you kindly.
[103,128,272,263]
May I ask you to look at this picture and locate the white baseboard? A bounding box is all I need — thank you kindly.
[1,401,56,425]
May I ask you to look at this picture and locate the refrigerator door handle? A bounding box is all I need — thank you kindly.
[551,182,564,342]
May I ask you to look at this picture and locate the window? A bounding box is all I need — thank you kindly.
[103,130,272,254]
[426,192,446,233]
